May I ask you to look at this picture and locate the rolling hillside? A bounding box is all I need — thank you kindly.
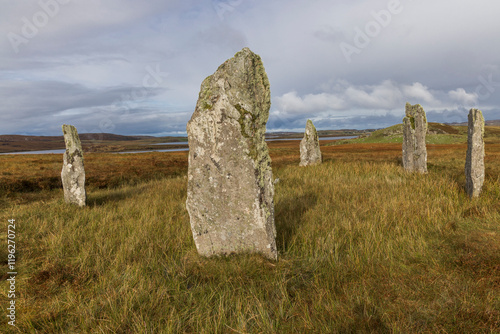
[328,122,500,146]
[0,134,187,153]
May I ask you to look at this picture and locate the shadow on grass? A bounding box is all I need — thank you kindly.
[86,184,152,207]
[274,191,318,253]
[427,162,467,195]
[0,176,61,193]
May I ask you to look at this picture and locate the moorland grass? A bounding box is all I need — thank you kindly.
[0,142,499,333]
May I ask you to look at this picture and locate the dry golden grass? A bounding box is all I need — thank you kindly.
[0,152,188,208]
[0,141,499,333]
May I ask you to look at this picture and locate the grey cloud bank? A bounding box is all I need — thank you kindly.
[1,0,499,136]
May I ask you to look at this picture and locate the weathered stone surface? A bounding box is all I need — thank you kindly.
[402,102,428,173]
[402,116,415,170]
[465,109,485,198]
[186,47,277,260]
[61,124,86,207]
[299,119,322,166]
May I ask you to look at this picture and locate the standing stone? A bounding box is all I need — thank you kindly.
[402,102,428,173]
[465,109,485,198]
[61,124,86,207]
[402,115,415,171]
[299,119,322,166]
[186,47,277,260]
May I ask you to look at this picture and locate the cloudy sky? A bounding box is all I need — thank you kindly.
[1,0,499,136]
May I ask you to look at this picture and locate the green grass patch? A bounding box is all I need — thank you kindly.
[328,124,500,146]
[329,134,466,145]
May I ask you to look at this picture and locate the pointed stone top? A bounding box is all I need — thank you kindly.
[469,108,484,122]
[468,108,484,134]
[62,124,83,155]
[213,48,269,98]
[236,47,253,55]
[216,47,266,73]
[195,47,270,133]
[305,119,318,137]
[469,108,484,118]
[218,47,265,71]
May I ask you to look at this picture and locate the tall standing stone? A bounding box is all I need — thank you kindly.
[465,108,485,198]
[402,114,415,171]
[186,47,277,260]
[61,124,86,207]
[299,119,322,166]
[402,103,428,173]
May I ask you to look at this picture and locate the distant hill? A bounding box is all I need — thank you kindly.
[367,122,461,137]
[486,120,500,126]
[0,133,184,153]
[0,135,62,142]
[446,119,500,126]
[0,133,150,142]
[266,129,374,139]
[328,122,467,146]
[80,133,153,141]
[328,122,500,146]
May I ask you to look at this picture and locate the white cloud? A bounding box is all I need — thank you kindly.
[274,80,482,116]
[402,82,437,105]
[344,80,403,109]
[448,88,478,106]
[1,0,500,135]
[274,91,345,113]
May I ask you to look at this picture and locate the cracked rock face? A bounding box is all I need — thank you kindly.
[186,47,277,260]
[402,103,428,173]
[465,109,485,198]
[299,120,322,166]
[61,124,86,207]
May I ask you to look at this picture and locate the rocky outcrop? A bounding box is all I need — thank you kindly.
[465,109,485,198]
[61,124,86,207]
[402,103,428,173]
[186,47,277,260]
[299,120,322,166]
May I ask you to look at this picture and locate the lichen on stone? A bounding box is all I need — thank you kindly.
[410,116,415,130]
[186,47,276,260]
[402,103,428,173]
[61,124,86,207]
[465,108,485,198]
[299,119,322,167]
